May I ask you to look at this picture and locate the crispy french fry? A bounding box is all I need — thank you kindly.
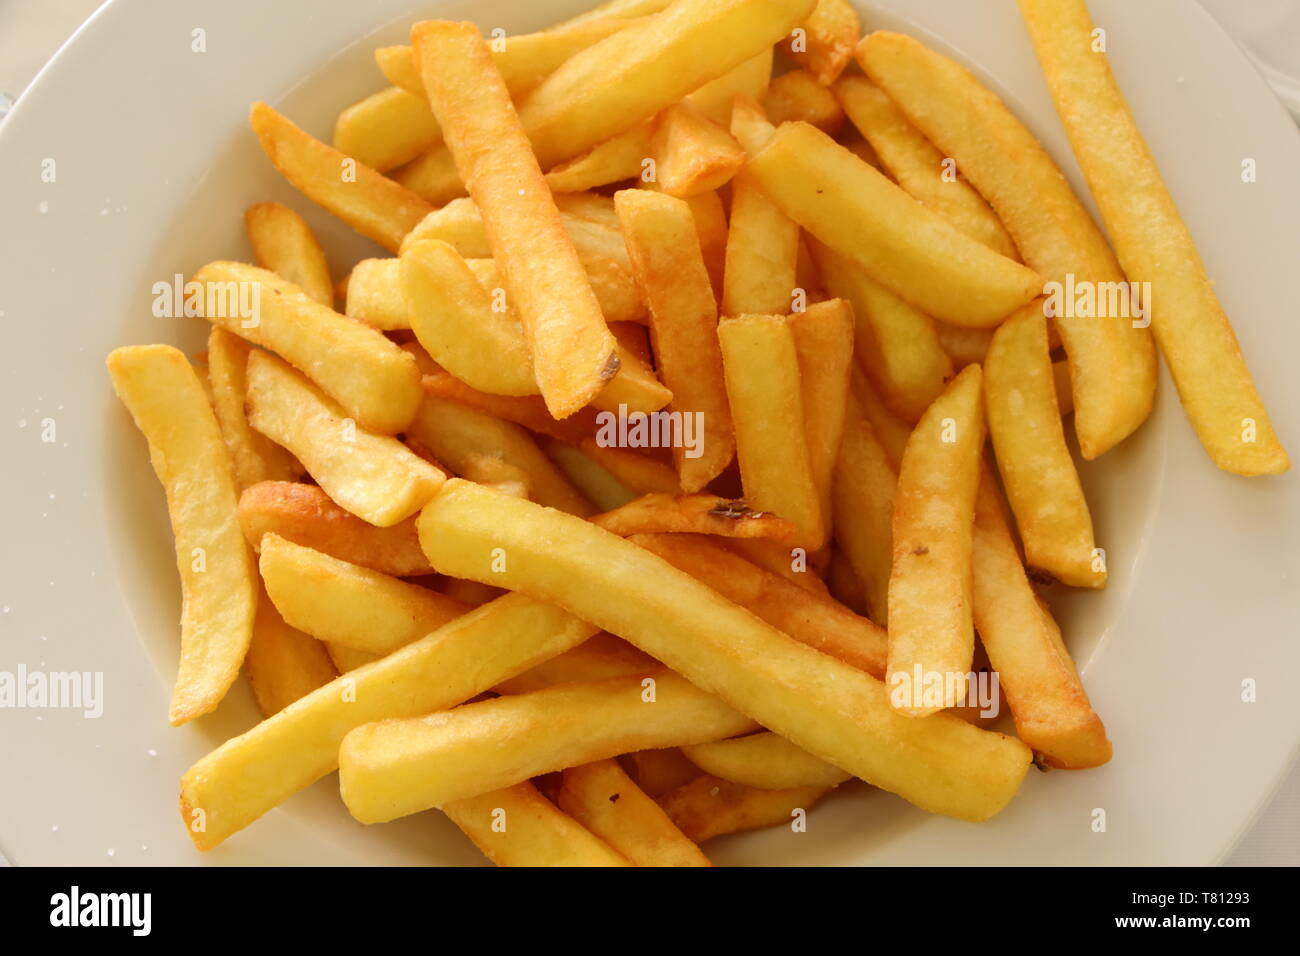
[390,143,466,206]
[545,123,655,192]
[623,749,703,797]
[594,494,800,544]
[578,439,681,495]
[541,439,638,511]
[558,760,712,866]
[180,593,598,849]
[614,188,734,490]
[649,101,747,197]
[788,298,855,530]
[250,102,433,253]
[850,368,910,466]
[684,189,729,298]
[333,86,441,172]
[244,588,337,718]
[338,671,758,820]
[417,480,1033,821]
[858,30,1157,459]
[343,258,407,331]
[1018,0,1286,475]
[682,732,850,789]
[244,202,333,305]
[887,364,985,717]
[192,260,423,434]
[493,634,656,695]
[784,0,860,85]
[763,69,844,135]
[730,92,777,153]
[985,303,1103,587]
[245,352,444,527]
[935,321,994,369]
[414,21,618,419]
[722,168,800,316]
[718,314,824,548]
[658,774,833,842]
[420,366,599,446]
[686,49,775,125]
[457,454,532,499]
[107,345,257,726]
[205,328,300,489]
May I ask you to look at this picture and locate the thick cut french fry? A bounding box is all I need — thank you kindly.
[722,168,800,316]
[594,494,800,544]
[686,49,775,126]
[578,440,681,496]
[205,328,300,490]
[614,188,734,490]
[683,732,850,789]
[718,313,823,548]
[789,298,855,530]
[785,0,860,85]
[623,749,703,797]
[747,122,1043,327]
[245,352,443,527]
[935,321,994,369]
[445,782,630,867]
[1017,0,1286,475]
[344,258,408,331]
[417,480,1033,821]
[518,0,818,168]
[259,534,468,656]
[414,22,619,419]
[858,30,1157,459]
[833,75,1018,260]
[985,303,1103,587]
[493,634,656,695]
[420,366,599,446]
[333,86,441,172]
[658,774,833,842]
[250,102,433,253]
[107,345,257,726]
[192,261,423,434]
[179,592,598,849]
[244,202,333,305]
[541,439,638,512]
[338,671,758,820]
[887,364,984,717]
[546,123,655,192]
[557,760,712,866]
[649,101,747,197]
[238,481,432,576]
[763,69,844,135]
[390,143,466,206]
[244,588,337,718]
[730,93,777,154]
[684,189,729,298]
[850,368,910,466]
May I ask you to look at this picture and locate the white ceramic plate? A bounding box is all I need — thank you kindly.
[1,0,1297,866]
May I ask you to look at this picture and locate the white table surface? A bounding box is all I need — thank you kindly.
[0,0,1295,867]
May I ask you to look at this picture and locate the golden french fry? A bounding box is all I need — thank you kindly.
[245,352,443,527]
[420,366,600,446]
[250,102,433,253]
[730,92,777,153]
[658,774,833,842]
[747,122,1043,327]
[935,321,994,369]
[649,101,747,197]
[578,439,681,495]
[206,328,300,490]
[390,143,466,206]
[343,258,408,331]
[857,30,1157,459]
[686,49,775,125]
[541,439,638,512]
[244,202,333,305]
[192,260,423,434]
[594,493,801,544]
[784,0,860,84]
[333,86,440,172]
[682,732,850,789]
[623,749,703,797]
[417,479,1033,821]
[985,303,1103,587]
[722,168,799,316]
[338,671,758,821]
[107,345,257,726]
[180,593,598,849]
[244,588,337,718]
[494,634,656,695]
[718,313,824,548]
[558,760,712,866]
[415,22,619,420]
[614,188,735,490]
[1018,0,1286,475]
[1053,359,1074,417]
[850,368,910,466]
[887,364,984,717]
[763,69,844,135]
[556,0,671,28]
[546,123,655,192]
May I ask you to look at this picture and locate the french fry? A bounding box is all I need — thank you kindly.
[784,0,860,85]
[718,313,823,548]
[658,774,833,842]
[556,0,672,29]
[343,258,408,331]
[684,189,729,298]
[191,260,423,434]
[390,144,466,206]
[517,0,818,168]
[972,471,1111,768]
[623,749,703,797]
[730,92,777,153]
[250,102,433,253]
[546,123,655,192]
[614,188,735,490]
[258,534,469,656]
[333,86,440,172]
[1053,359,1074,417]
[788,298,855,530]
[850,368,910,466]
[763,69,844,135]
[541,439,638,511]
[338,671,758,820]
[557,760,712,866]
[457,454,532,499]
[417,479,1033,821]
[594,494,801,544]
[244,588,337,718]
[935,321,994,370]
[722,168,799,316]
[420,366,600,446]
[413,21,619,419]
[682,732,850,789]
[686,49,776,125]
[238,481,433,577]
[985,303,1103,587]
[445,782,631,867]
[825,546,868,616]
[205,328,300,489]
[649,101,747,197]
[493,634,656,694]
[747,122,1043,327]
[245,352,444,527]
[180,592,599,849]
[243,202,333,305]
[857,30,1157,459]
[578,439,681,495]
[887,364,984,717]
[106,345,257,725]
[833,75,1019,260]
[1017,0,1286,475]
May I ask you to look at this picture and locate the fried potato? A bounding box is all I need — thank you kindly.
[243,202,333,305]
[683,732,850,789]
[658,774,834,842]
[545,123,655,192]
[746,121,1043,327]
[887,364,984,717]
[250,102,433,253]
[623,749,704,797]
[338,671,758,821]
[558,760,712,866]
[1018,0,1286,475]
[721,167,799,316]
[556,0,672,29]
[541,439,638,511]
[192,260,423,434]
[333,86,440,172]
[493,634,656,695]
[244,588,337,718]
[413,22,618,419]
[417,480,1033,821]
[788,298,855,530]
[245,352,444,527]
[205,328,300,489]
[594,493,801,544]
[730,92,777,153]
[390,143,466,206]
[985,303,1103,587]
[237,481,432,576]
[649,101,747,197]
[343,258,408,331]
[935,321,994,370]
[686,48,776,126]
[718,313,824,548]
[419,366,600,446]
[857,30,1157,459]
[850,367,910,466]
[763,69,844,135]
[106,345,257,725]
[784,0,860,85]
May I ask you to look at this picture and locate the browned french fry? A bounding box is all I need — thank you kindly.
[420,366,601,446]
[850,368,910,466]
[658,774,834,842]
[723,538,829,595]
[244,588,337,718]
[579,439,681,495]
[244,202,333,305]
[622,749,704,797]
[542,439,638,512]
[649,101,747,197]
[763,69,844,135]
[206,328,300,490]
[594,494,800,545]
[333,87,440,172]
[785,0,860,85]
[684,189,729,298]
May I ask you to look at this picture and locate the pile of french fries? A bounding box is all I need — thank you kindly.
[105,0,1287,866]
